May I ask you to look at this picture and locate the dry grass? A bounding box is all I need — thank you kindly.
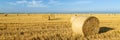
[0,14,120,40]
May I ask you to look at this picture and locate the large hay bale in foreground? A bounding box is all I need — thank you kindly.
[71,16,99,36]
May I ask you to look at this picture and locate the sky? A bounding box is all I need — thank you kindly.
[0,0,120,13]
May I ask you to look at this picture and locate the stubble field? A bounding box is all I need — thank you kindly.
[0,14,120,40]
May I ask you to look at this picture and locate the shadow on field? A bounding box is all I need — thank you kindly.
[99,27,114,34]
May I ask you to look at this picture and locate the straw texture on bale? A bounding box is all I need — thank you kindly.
[71,16,99,36]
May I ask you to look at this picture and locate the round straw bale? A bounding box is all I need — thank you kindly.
[71,16,99,36]
[48,14,55,20]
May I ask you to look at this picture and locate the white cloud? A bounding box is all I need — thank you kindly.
[27,0,47,7]
[16,0,27,4]
[9,2,17,5]
[48,0,61,5]
[9,0,61,8]
[9,0,27,5]
[67,1,93,5]
[78,1,93,4]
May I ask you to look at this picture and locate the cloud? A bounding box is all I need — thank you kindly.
[16,0,27,4]
[27,0,47,7]
[66,1,93,5]
[9,0,91,8]
[79,1,93,4]
[48,0,61,5]
[9,2,17,5]
[9,0,61,8]
[9,0,27,5]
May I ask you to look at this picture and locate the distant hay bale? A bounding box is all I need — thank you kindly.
[17,14,19,16]
[4,14,8,16]
[71,16,99,36]
[48,14,55,20]
[5,14,17,16]
[28,14,30,16]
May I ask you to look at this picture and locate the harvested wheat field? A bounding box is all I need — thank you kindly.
[0,14,120,40]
